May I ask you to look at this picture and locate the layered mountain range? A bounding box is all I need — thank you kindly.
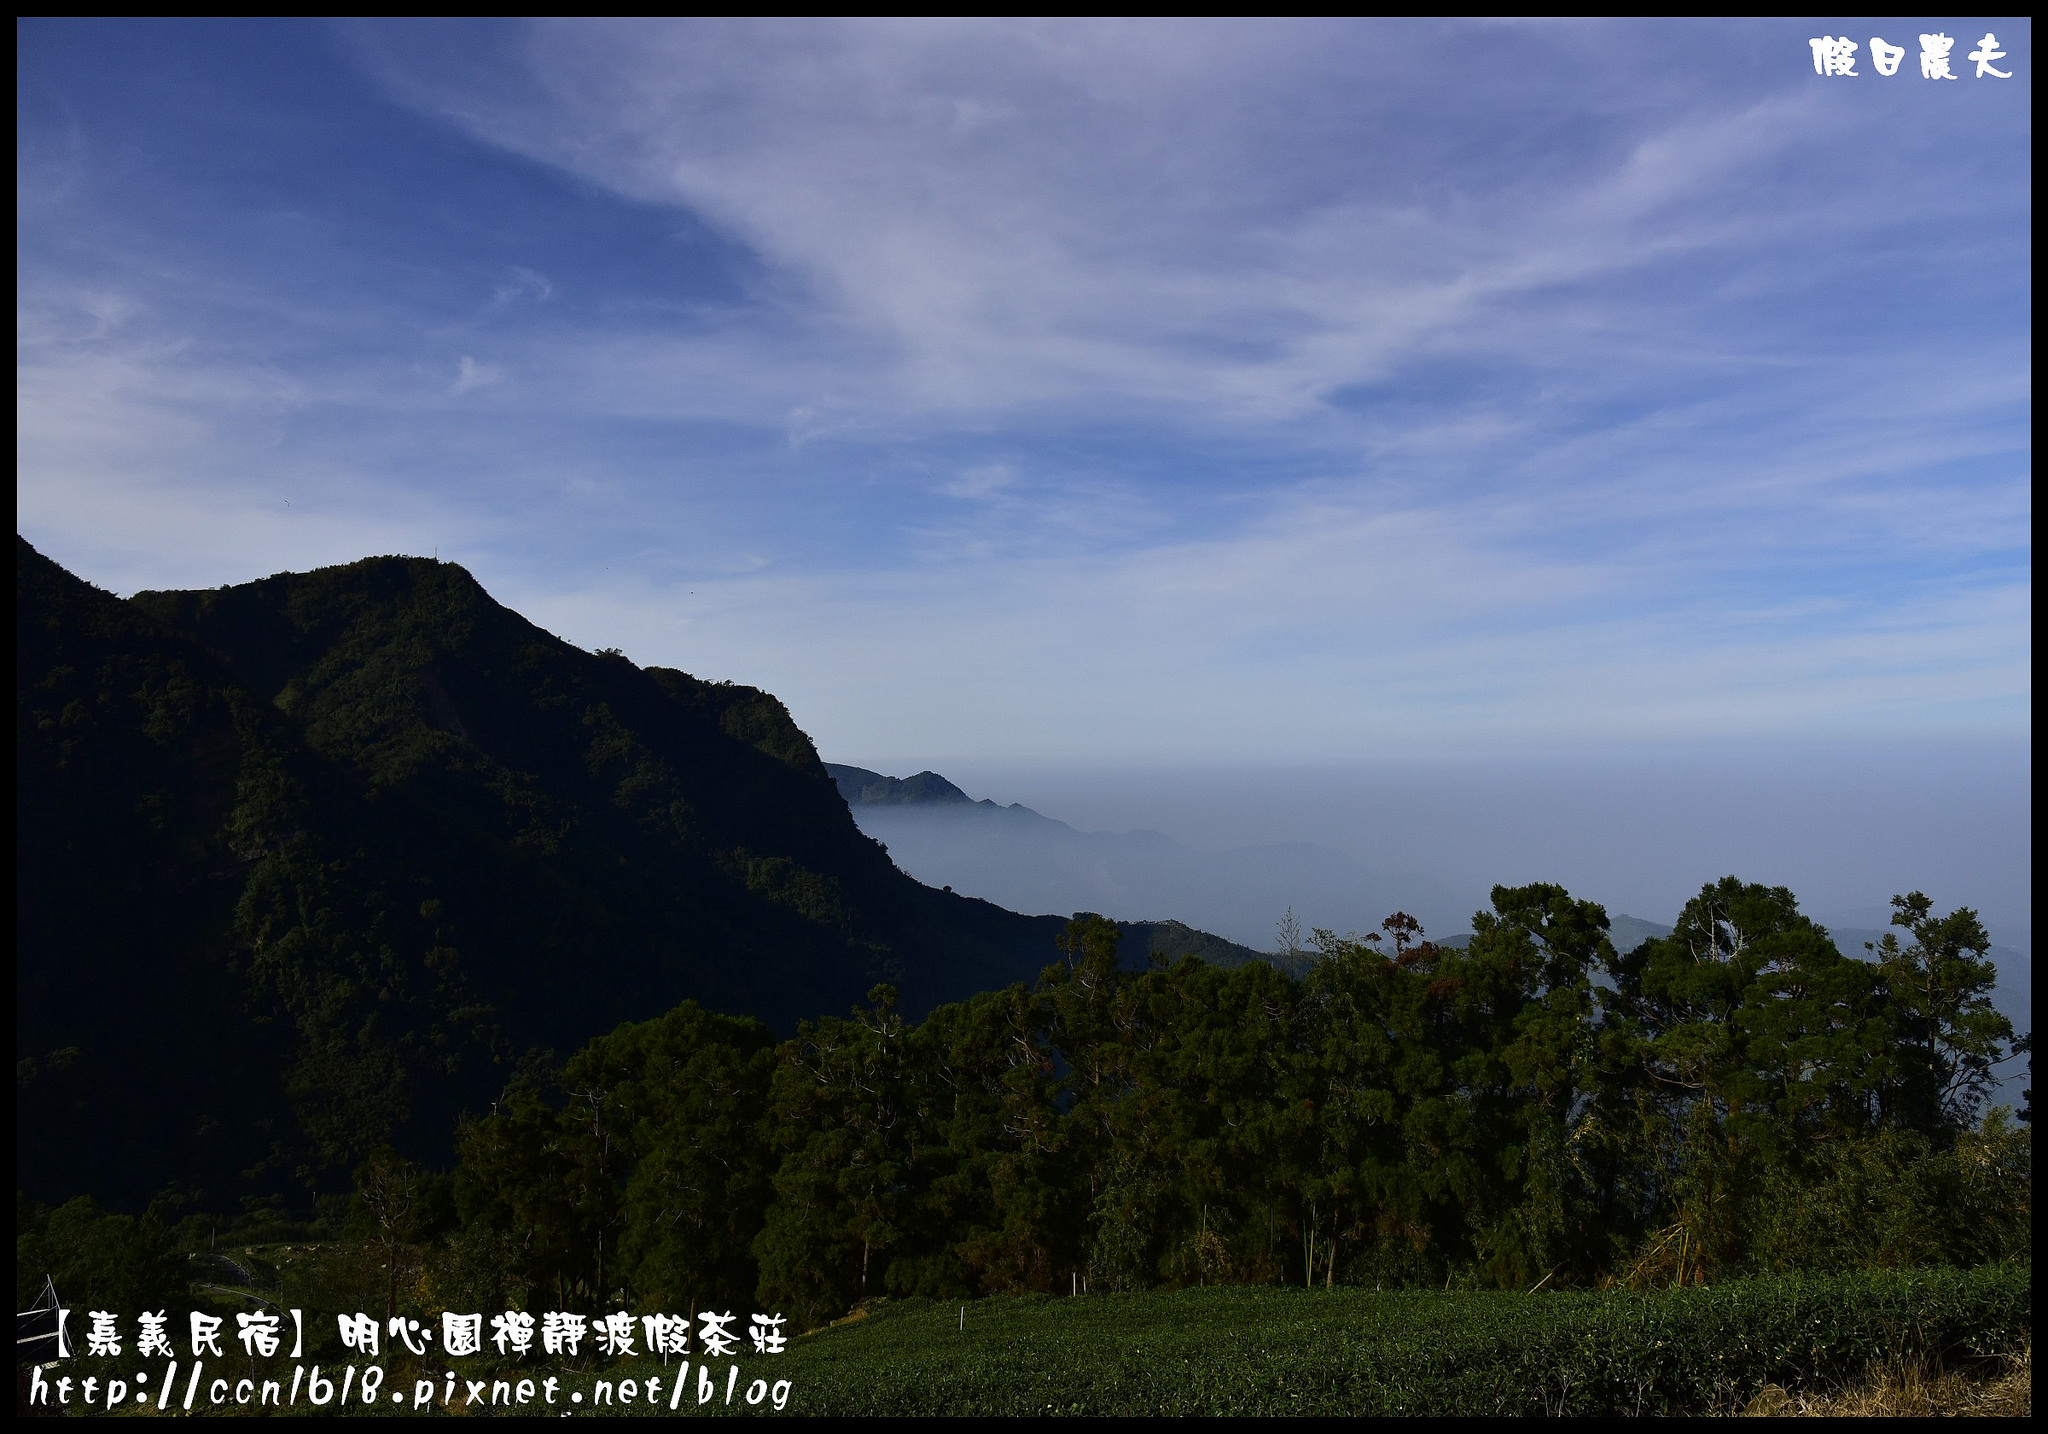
[20,540,1252,1209]
[21,539,2022,1212]
[825,763,1477,950]
[823,764,2030,1040]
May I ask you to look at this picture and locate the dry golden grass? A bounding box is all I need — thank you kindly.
[1743,1341,2030,1417]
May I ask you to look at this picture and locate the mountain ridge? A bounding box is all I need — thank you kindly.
[827,761,1475,948]
[16,541,1108,1207]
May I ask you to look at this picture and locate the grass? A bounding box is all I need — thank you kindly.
[1743,1340,2031,1418]
[37,1262,2025,1416]
[589,1264,2029,1416]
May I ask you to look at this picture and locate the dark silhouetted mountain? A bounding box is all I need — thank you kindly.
[825,764,975,806]
[824,774,1274,968]
[1111,918,1280,973]
[15,540,1104,1209]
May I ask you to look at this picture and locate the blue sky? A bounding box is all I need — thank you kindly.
[15,19,2032,766]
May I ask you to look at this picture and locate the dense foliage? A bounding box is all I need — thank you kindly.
[16,539,1085,1211]
[450,886,2028,1326]
[14,1195,188,1318]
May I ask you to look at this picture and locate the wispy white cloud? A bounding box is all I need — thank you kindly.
[12,18,2030,763]
[451,353,501,393]
[489,265,553,307]
[507,478,2027,762]
[347,19,2019,436]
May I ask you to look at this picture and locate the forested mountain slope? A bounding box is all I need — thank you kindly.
[15,539,1075,1207]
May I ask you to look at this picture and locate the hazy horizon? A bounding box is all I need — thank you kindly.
[834,747,2030,1045]
[16,20,2030,1004]
[838,745,2032,949]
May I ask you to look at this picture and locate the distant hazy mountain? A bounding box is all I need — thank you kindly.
[828,763,1475,950]
[822,765,1279,971]
[1592,913,1676,953]
[826,767,2031,1041]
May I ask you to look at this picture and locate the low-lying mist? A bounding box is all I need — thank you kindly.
[841,739,2031,1032]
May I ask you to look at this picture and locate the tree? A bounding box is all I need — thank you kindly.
[1609,877,1876,1281]
[15,1195,188,1316]
[351,1147,423,1321]
[1460,883,1614,1287]
[754,986,915,1325]
[1275,908,1305,967]
[606,1006,776,1315]
[1867,893,2015,1136]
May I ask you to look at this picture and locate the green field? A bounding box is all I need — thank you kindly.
[587,1264,2028,1417]
[18,1263,2026,1416]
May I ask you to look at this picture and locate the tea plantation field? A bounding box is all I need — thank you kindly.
[598,1263,2028,1417]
